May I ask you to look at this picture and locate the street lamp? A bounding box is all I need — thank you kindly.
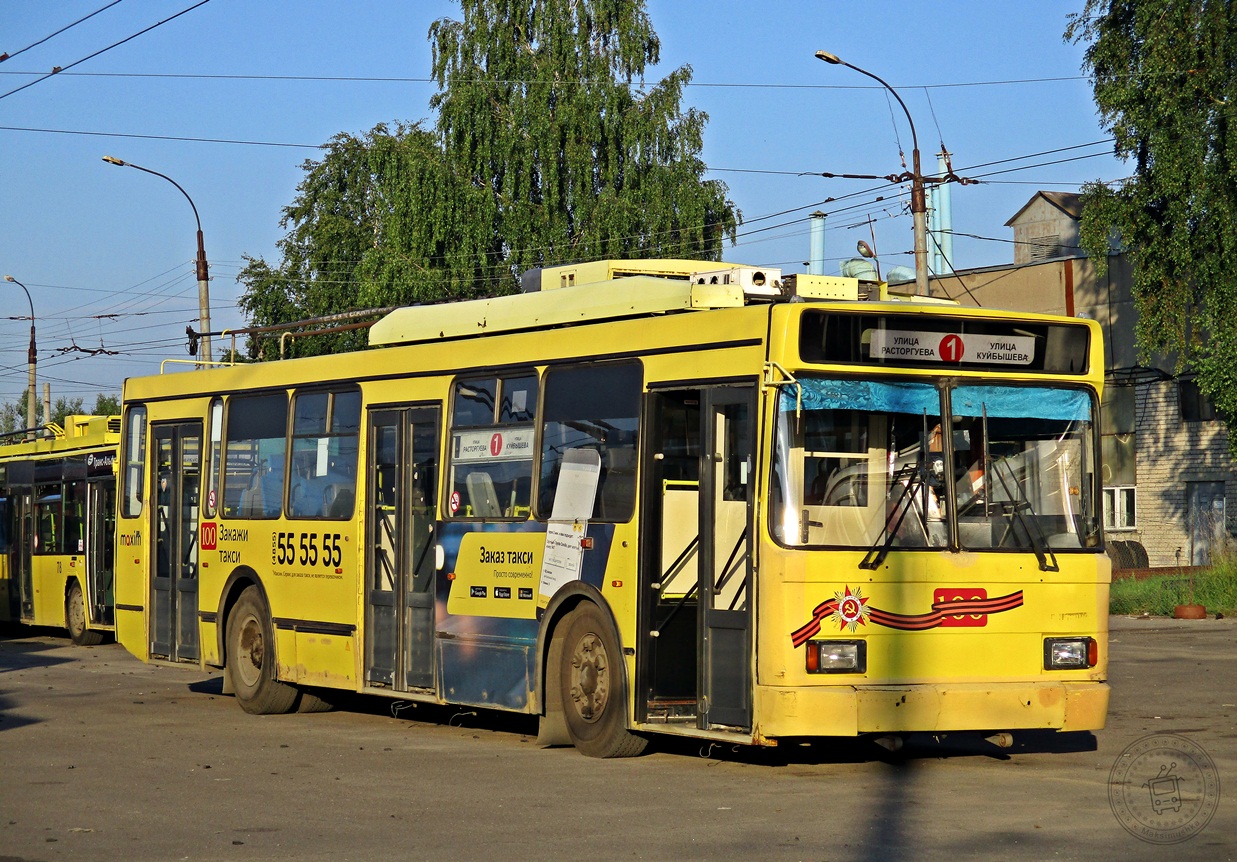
[3,275,38,439]
[815,50,929,296]
[101,155,213,363]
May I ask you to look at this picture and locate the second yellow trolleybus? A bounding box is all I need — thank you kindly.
[113,260,1109,756]
[0,415,120,644]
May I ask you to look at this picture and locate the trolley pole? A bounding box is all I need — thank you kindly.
[102,156,213,364]
[815,51,930,296]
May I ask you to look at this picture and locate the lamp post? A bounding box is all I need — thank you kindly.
[815,51,929,296]
[102,156,213,363]
[3,275,38,439]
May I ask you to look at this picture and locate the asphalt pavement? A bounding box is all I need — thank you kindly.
[0,615,1232,861]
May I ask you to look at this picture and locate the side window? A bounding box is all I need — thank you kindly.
[204,398,223,518]
[447,373,537,519]
[64,480,86,554]
[121,406,147,518]
[0,495,9,554]
[538,362,642,522]
[34,483,61,554]
[222,393,288,519]
[289,388,361,520]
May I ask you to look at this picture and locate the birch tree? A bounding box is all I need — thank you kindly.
[239,0,738,357]
[1068,0,1237,438]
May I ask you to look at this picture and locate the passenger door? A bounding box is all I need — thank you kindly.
[640,384,754,732]
[365,406,441,691]
[150,422,201,662]
[699,387,755,729]
[14,491,33,620]
[87,479,116,627]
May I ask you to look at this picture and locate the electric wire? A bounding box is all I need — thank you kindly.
[0,69,1099,89]
[0,1,125,63]
[0,0,214,102]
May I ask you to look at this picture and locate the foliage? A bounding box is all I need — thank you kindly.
[0,392,120,435]
[238,123,490,357]
[0,401,22,435]
[428,0,738,274]
[1067,1,1237,446]
[239,0,738,358]
[92,393,121,415]
[1110,563,1237,616]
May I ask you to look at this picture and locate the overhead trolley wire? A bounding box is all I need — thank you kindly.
[0,0,214,102]
[0,0,125,63]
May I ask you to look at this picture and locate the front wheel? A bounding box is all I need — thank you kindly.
[66,581,103,646]
[226,586,297,715]
[558,603,647,758]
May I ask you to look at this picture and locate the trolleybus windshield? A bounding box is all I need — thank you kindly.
[772,377,1100,557]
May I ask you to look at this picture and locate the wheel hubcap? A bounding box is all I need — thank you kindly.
[67,591,84,634]
[569,632,609,723]
[237,616,264,686]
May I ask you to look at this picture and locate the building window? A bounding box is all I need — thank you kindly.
[1103,486,1136,531]
[1179,378,1217,422]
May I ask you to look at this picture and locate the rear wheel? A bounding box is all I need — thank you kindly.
[66,581,103,646]
[226,586,297,715]
[558,603,647,758]
[296,688,335,713]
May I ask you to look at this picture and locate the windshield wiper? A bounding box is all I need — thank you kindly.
[859,463,923,570]
[988,457,1059,572]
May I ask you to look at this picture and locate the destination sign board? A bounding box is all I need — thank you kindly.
[799,311,1092,375]
[869,329,1035,365]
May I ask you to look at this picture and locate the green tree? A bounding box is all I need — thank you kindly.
[0,400,22,436]
[429,0,738,273]
[0,392,120,435]
[49,396,86,428]
[239,123,484,357]
[239,0,738,358]
[93,393,121,415]
[1067,1,1237,441]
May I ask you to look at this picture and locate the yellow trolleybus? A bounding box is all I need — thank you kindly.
[114,260,1109,756]
[0,415,121,645]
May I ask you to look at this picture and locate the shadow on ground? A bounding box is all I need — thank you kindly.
[180,671,1096,766]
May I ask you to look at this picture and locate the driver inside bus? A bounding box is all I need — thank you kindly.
[954,419,986,509]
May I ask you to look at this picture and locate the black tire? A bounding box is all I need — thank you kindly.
[66,581,104,646]
[225,586,297,715]
[296,688,335,713]
[558,603,647,758]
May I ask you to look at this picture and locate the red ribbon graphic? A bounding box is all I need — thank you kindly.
[790,590,1023,647]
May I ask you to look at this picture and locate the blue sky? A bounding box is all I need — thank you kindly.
[0,0,1122,404]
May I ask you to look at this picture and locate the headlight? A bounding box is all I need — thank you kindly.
[805,640,866,674]
[1044,636,1097,670]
